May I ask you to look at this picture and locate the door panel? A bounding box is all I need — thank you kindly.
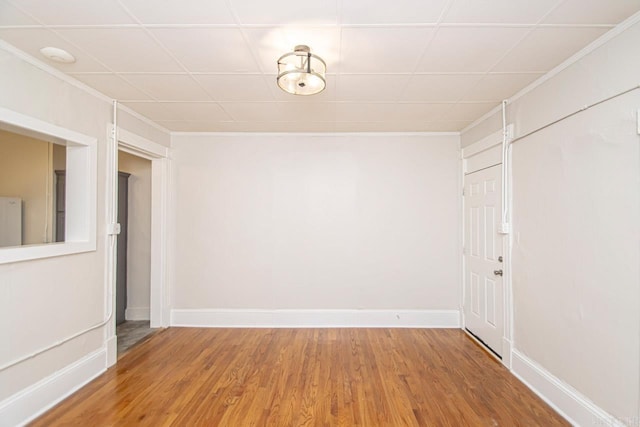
[464,165,504,356]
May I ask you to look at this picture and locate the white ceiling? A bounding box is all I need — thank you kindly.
[0,0,638,133]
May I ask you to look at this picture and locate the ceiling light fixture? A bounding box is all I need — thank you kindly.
[40,47,76,64]
[277,45,326,96]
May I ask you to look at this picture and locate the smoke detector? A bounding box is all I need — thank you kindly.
[40,47,76,64]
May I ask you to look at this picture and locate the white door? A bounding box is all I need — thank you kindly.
[464,164,504,357]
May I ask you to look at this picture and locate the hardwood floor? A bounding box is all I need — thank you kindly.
[31,328,568,426]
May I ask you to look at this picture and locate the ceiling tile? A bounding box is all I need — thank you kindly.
[460,73,543,101]
[336,103,398,122]
[278,102,336,122]
[272,122,337,132]
[120,73,212,101]
[0,1,40,25]
[336,103,445,122]
[158,102,231,121]
[244,27,340,74]
[439,102,499,121]
[442,0,560,24]
[392,103,453,121]
[543,0,640,24]
[331,121,415,132]
[399,74,484,102]
[121,101,174,120]
[492,27,610,72]
[70,73,152,100]
[416,27,530,72]
[230,0,338,25]
[3,0,633,133]
[340,27,436,73]
[117,0,236,24]
[0,28,109,72]
[419,121,473,132]
[192,74,274,102]
[336,74,410,102]
[123,101,231,122]
[151,28,258,73]
[341,0,449,24]
[7,0,135,25]
[208,121,337,132]
[155,121,222,132]
[333,121,470,132]
[220,102,286,122]
[55,28,183,72]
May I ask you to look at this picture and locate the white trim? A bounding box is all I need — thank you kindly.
[118,128,169,159]
[0,108,95,146]
[0,348,106,427]
[170,309,460,328]
[170,131,460,137]
[114,126,171,329]
[0,107,97,265]
[150,157,170,328]
[125,307,150,321]
[464,145,501,175]
[117,105,170,135]
[511,350,625,427]
[461,129,504,158]
[105,335,117,368]
[501,338,512,368]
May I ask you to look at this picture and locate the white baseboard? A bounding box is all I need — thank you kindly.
[0,348,106,427]
[125,307,150,321]
[511,350,625,427]
[106,335,117,368]
[501,338,512,369]
[170,309,460,328]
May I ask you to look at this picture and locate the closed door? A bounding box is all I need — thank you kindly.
[464,164,504,357]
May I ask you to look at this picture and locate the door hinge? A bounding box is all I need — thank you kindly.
[462,188,465,196]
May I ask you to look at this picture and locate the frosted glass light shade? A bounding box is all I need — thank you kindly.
[277,45,326,96]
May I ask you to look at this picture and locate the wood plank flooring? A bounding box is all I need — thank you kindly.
[31,328,569,426]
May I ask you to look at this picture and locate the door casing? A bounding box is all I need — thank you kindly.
[461,129,513,367]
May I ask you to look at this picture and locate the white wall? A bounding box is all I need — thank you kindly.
[461,19,640,423]
[0,41,169,421]
[171,133,460,321]
[118,151,151,320]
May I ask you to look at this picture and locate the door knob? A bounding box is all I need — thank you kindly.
[493,270,503,276]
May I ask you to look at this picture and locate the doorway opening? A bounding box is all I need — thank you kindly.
[115,151,157,357]
[106,124,170,366]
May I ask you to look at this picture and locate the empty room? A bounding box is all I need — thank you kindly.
[0,0,639,425]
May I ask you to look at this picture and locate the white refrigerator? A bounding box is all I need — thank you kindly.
[0,196,22,247]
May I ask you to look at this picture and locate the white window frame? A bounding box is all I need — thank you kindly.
[0,107,97,264]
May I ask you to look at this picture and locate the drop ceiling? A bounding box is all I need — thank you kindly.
[0,0,638,133]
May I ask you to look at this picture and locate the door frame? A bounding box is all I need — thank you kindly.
[117,128,170,329]
[105,124,171,366]
[461,127,513,368]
